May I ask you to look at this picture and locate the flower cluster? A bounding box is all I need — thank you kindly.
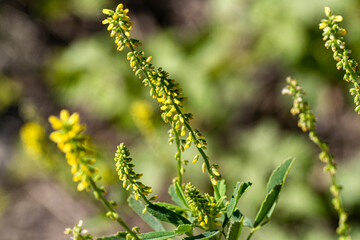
[282,77,316,132]
[49,110,97,191]
[184,182,221,229]
[102,4,221,188]
[64,220,93,240]
[114,143,154,201]
[320,7,360,114]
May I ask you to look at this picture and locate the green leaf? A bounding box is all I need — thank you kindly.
[174,224,193,234]
[217,179,227,198]
[226,182,252,218]
[146,204,191,226]
[96,232,127,240]
[139,232,178,240]
[267,158,295,193]
[175,182,189,208]
[128,197,166,232]
[226,218,243,240]
[154,202,188,212]
[253,184,282,227]
[183,230,220,240]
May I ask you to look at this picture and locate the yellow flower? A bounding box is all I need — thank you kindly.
[319,22,327,30]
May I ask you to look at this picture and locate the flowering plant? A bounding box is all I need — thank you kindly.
[49,3,294,240]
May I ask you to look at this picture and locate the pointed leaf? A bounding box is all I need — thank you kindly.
[253,184,281,227]
[183,230,220,240]
[154,202,188,212]
[226,218,243,240]
[175,224,193,234]
[96,232,126,240]
[175,182,189,208]
[226,182,252,218]
[146,204,191,226]
[139,232,178,240]
[267,158,294,193]
[128,197,166,232]
[217,179,227,198]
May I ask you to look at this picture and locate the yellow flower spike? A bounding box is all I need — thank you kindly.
[71,165,78,174]
[116,3,124,11]
[102,9,113,15]
[211,178,218,185]
[48,116,63,130]
[77,181,89,191]
[319,22,327,29]
[60,109,70,121]
[202,163,206,173]
[146,56,152,63]
[334,15,343,22]
[62,143,73,153]
[340,28,347,35]
[68,112,80,125]
[102,19,110,25]
[107,23,114,31]
[73,174,82,182]
[66,154,77,165]
[324,7,331,16]
[50,132,63,143]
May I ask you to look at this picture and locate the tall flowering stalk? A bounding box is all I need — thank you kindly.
[282,77,351,240]
[114,143,155,204]
[49,110,141,240]
[320,7,360,115]
[102,4,221,198]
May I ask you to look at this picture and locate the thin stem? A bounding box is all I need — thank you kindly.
[88,178,141,240]
[172,121,183,185]
[309,131,349,237]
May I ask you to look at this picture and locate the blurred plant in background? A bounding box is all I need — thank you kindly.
[1,0,360,239]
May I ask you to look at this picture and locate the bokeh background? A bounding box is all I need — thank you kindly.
[1,0,360,239]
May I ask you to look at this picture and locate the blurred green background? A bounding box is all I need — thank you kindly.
[1,0,360,239]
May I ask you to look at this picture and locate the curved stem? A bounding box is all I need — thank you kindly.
[88,178,141,240]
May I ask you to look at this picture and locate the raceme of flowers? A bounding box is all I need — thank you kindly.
[102,4,221,189]
[282,77,351,240]
[184,182,221,230]
[49,110,97,191]
[320,7,360,115]
[114,143,154,202]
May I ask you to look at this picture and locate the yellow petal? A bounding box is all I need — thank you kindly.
[48,116,63,130]
[68,112,79,125]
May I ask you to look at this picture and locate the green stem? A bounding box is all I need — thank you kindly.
[309,131,349,238]
[88,178,141,240]
[172,121,183,185]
